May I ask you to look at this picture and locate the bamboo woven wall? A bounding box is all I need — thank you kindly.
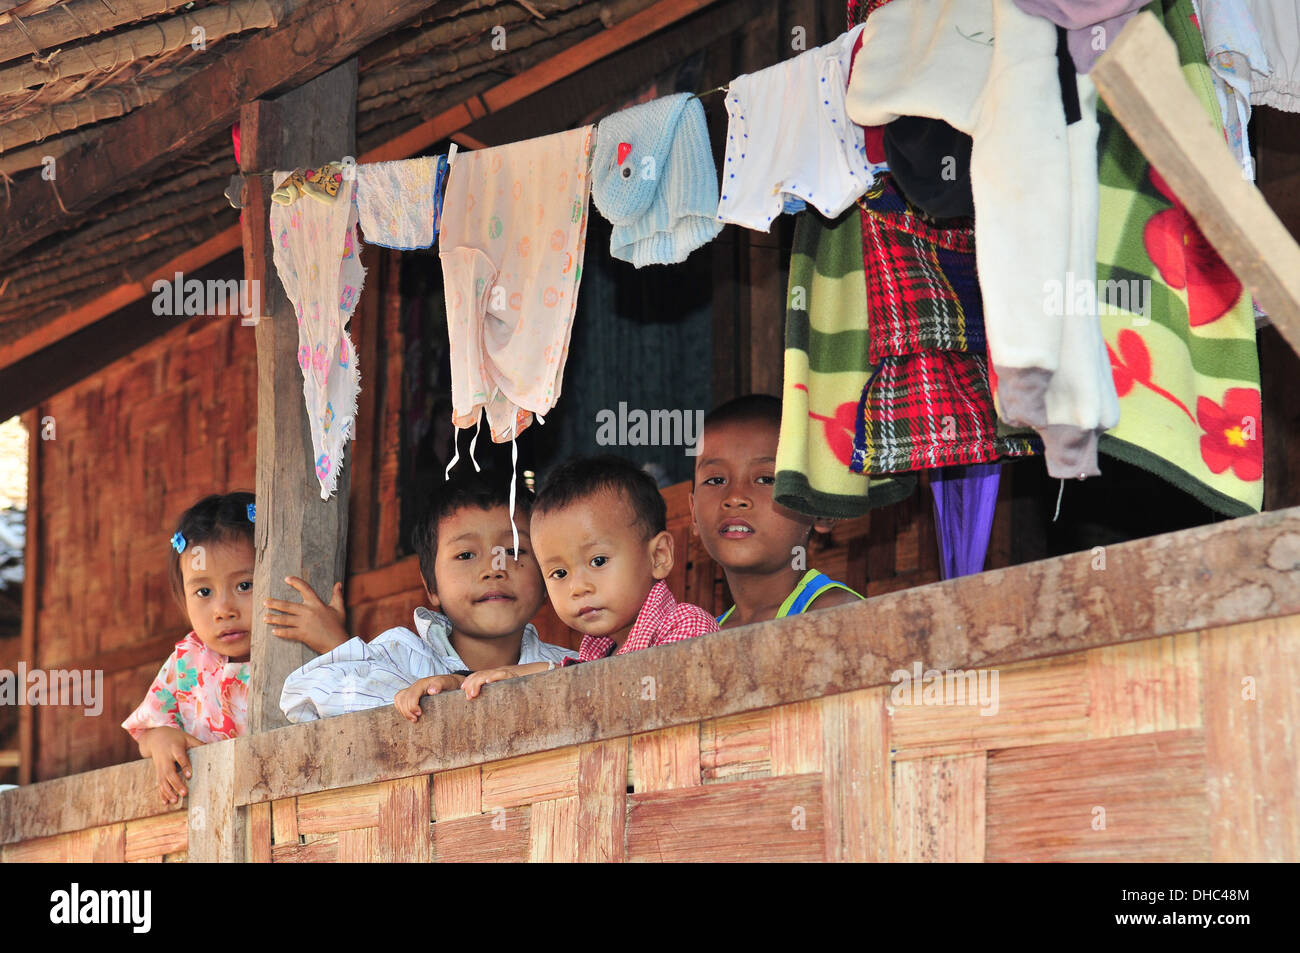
[3,610,1296,862]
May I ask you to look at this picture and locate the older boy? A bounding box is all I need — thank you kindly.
[278,473,574,722]
[462,455,717,697]
[691,394,862,628]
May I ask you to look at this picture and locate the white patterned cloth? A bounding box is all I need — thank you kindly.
[279,607,576,722]
[355,155,448,250]
[1194,0,1270,180]
[270,174,366,499]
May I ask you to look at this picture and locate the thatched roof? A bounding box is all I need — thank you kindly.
[0,0,733,376]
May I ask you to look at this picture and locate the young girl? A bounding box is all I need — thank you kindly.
[122,492,256,804]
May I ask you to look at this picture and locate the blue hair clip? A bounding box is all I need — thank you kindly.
[171,532,187,554]
[247,503,256,522]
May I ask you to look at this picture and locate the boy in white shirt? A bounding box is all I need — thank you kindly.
[279,474,574,723]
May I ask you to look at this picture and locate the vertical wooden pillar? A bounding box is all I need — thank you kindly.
[240,60,359,735]
[18,409,40,784]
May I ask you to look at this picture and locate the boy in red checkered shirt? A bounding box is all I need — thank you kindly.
[463,455,717,697]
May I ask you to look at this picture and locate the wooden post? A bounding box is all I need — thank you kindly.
[240,60,358,734]
[18,409,40,784]
[1091,12,1300,356]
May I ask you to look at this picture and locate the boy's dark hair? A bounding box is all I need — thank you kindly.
[534,455,666,540]
[168,492,256,607]
[703,393,782,431]
[410,471,532,592]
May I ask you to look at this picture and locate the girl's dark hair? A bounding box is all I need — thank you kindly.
[168,492,256,607]
[534,455,666,541]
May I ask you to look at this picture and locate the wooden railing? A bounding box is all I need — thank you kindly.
[3,506,1300,861]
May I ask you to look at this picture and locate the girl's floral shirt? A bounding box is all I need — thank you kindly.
[122,632,250,742]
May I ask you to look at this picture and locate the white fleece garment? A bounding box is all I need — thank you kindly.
[846,0,1118,477]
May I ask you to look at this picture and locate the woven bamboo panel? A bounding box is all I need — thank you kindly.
[481,748,578,809]
[892,755,985,862]
[985,730,1210,862]
[626,775,823,862]
[699,709,771,783]
[890,654,1090,760]
[630,724,701,792]
[2,821,125,862]
[1201,615,1300,860]
[124,812,187,862]
[432,807,529,863]
[296,782,387,834]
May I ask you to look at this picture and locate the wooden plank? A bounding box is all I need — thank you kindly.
[187,738,244,863]
[1092,12,1300,357]
[124,812,188,862]
[371,249,404,567]
[892,755,986,863]
[237,506,1300,804]
[770,700,823,776]
[378,776,431,863]
[528,797,579,863]
[272,833,338,863]
[247,801,273,863]
[576,740,627,863]
[18,408,37,784]
[891,654,1090,760]
[630,725,701,793]
[345,555,424,608]
[0,757,169,845]
[1202,616,1300,860]
[699,710,770,783]
[986,730,1210,862]
[627,775,824,862]
[296,782,386,835]
[481,749,579,809]
[337,826,380,863]
[1087,632,1202,738]
[821,689,890,863]
[433,807,529,863]
[271,797,299,845]
[432,765,483,822]
[243,62,356,733]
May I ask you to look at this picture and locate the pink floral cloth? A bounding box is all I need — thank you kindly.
[122,632,250,742]
[270,174,365,499]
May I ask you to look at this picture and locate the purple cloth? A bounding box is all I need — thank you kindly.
[1013,0,1149,72]
[931,463,1002,579]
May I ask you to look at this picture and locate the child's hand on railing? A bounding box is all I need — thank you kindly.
[264,576,349,654]
[394,674,466,722]
[136,726,204,804]
[462,662,552,700]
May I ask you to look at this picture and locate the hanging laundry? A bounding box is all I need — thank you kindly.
[774,205,915,520]
[1193,0,1271,179]
[846,0,1119,479]
[590,93,722,267]
[1245,0,1300,110]
[271,162,346,206]
[851,175,1038,474]
[880,117,974,219]
[716,23,885,232]
[1095,0,1262,515]
[438,126,594,443]
[270,173,365,499]
[354,154,449,250]
[1012,0,1148,73]
[931,463,1002,579]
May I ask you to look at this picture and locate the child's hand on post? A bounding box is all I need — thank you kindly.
[137,726,204,804]
[264,576,348,654]
[394,674,465,722]
[462,661,551,699]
